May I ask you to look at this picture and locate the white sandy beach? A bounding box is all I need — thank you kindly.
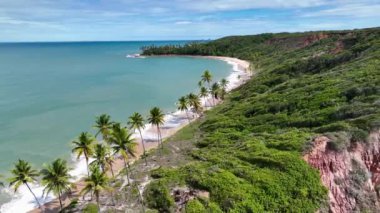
[2,56,251,213]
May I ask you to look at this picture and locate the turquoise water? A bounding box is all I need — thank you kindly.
[0,41,231,174]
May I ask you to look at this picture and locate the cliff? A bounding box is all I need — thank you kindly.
[305,130,380,212]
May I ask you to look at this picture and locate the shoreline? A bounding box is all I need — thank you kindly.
[2,56,251,213]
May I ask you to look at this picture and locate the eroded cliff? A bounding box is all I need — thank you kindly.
[304,130,380,212]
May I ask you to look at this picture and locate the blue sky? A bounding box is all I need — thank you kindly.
[0,0,379,41]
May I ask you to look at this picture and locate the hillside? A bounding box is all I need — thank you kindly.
[137,28,380,212]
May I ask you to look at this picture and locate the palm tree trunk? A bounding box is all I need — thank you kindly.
[135,184,146,213]
[58,191,63,211]
[123,158,130,185]
[158,127,163,150]
[109,163,115,178]
[85,155,90,177]
[138,129,148,165]
[96,192,100,210]
[185,110,191,124]
[25,183,42,210]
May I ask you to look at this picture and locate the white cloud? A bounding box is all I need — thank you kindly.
[175,21,192,25]
[176,0,328,12]
[303,3,380,18]
[0,16,65,30]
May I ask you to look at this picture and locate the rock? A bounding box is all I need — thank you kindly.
[304,130,380,212]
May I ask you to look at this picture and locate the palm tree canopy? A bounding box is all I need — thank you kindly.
[187,93,201,108]
[199,86,209,98]
[148,107,165,127]
[90,144,107,170]
[94,114,113,138]
[81,167,109,198]
[198,80,203,87]
[110,124,137,158]
[40,158,72,197]
[0,175,4,187]
[191,96,203,114]
[201,70,212,84]
[128,112,145,131]
[8,159,39,192]
[187,93,198,103]
[211,82,221,98]
[177,96,189,111]
[72,132,96,160]
[220,78,229,89]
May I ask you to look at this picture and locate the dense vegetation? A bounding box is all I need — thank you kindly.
[1,28,378,213]
[141,27,380,212]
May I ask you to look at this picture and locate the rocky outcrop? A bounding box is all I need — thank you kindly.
[265,33,329,49]
[172,187,209,212]
[304,130,380,213]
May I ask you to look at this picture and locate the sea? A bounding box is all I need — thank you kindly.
[0,41,232,212]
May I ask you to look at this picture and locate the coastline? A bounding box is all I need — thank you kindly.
[3,56,251,213]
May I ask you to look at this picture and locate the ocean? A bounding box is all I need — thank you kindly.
[0,41,233,211]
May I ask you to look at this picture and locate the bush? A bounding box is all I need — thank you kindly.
[82,203,99,213]
[185,199,206,213]
[144,180,174,212]
[325,132,351,152]
[350,129,369,143]
[314,122,351,133]
[60,198,78,213]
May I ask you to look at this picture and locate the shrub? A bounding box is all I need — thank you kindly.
[325,132,351,152]
[185,199,206,213]
[314,122,351,133]
[144,180,174,212]
[350,129,369,143]
[82,203,99,213]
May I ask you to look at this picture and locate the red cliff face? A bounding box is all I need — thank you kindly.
[304,130,380,212]
[302,33,329,47]
[265,33,329,49]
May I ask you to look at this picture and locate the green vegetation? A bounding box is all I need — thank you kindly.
[141,27,380,212]
[148,107,166,150]
[1,28,379,212]
[40,158,72,211]
[8,159,42,210]
[71,132,96,177]
[82,203,99,213]
[143,180,174,212]
[81,167,110,209]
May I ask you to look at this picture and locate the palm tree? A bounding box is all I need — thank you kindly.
[211,82,221,105]
[0,174,4,187]
[187,93,203,117]
[177,96,191,124]
[201,70,213,105]
[110,123,137,184]
[8,159,42,209]
[40,158,72,211]
[81,167,109,210]
[72,132,95,177]
[147,107,165,150]
[197,80,203,88]
[220,78,229,100]
[220,78,229,89]
[94,114,113,142]
[199,86,211,107]
[128,112,148,165]
[90,144,107,172]
[201,70,212,88]
[104,146,115,178]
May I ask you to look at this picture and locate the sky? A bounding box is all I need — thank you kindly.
[0,0,379,42]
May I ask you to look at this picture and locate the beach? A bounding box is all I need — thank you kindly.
[4,56,251,213]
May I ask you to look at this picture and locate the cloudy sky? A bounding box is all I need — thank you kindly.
[0,0,379,42]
